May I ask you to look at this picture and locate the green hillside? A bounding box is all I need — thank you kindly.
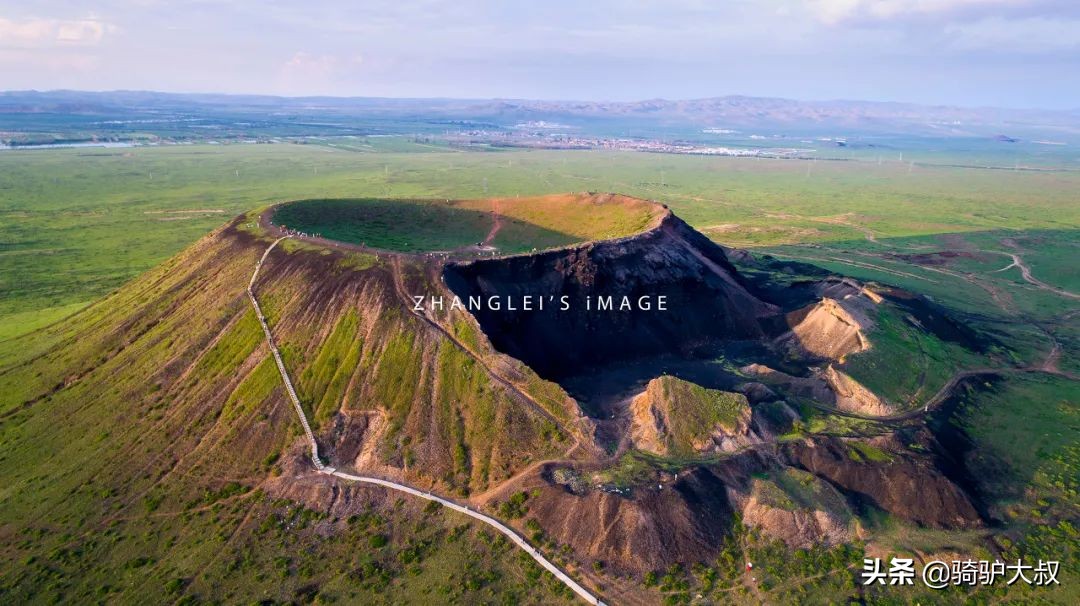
[0,219,584,604]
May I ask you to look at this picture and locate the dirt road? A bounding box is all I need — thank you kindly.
[247,236,605,605]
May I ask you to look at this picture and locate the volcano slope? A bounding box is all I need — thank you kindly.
[0,210,607,603]
[0,192,1029,604]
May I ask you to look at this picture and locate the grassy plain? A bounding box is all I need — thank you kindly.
[271,193,659,254]
[1,139,1077,604]
[2,141,1077,342]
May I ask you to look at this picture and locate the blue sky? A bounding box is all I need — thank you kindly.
[1,1,1078,109]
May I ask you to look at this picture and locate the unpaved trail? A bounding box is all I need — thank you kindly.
[247,237,605,605]
[810,214,880,244]
[469,455,578,505]
[1041,339,1062,373]
[968,244,1076,300]
[804,361,1071,424]
[810,245,1021,314]
[768,251,940,284]
[248,236,323,471]
[482,197,504,246]
[1004,253,1079,300]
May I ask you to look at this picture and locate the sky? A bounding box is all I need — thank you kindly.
[1,1,1078,109]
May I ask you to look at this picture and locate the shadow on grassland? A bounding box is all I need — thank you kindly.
[272,198,582,254]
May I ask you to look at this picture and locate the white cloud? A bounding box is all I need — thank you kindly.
[0,48,100,70]
[281,51,363,74]
[0,18,54,44]
[946,15,1080,52]
[57,20,108,43]
[282,52,337,75]
[277,51,365,94]
[806,0,1043,25]
[0,16,116,47]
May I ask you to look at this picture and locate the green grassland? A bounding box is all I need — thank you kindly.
[949,374,1078,519]
[0,219,580,604]
[4,482,577,605]
[271,194,660,254]
[275,198,500,252]
[1,140,1077,604]
[849,373,1080,605]
[841,304,988,408]
[2,143,1077,343]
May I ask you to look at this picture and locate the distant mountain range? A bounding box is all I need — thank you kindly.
[471,96,1080,136]
[2,89,1078,140]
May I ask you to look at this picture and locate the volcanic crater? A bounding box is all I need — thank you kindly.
[260,193,989,576]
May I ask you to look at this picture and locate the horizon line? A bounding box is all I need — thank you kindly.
[2,88,1076,115]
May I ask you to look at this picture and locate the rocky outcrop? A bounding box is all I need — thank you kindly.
[783,438,982,529]
[820,365,893,416]
[629,387,668,455]
[629,376,759,455]
[734,381,779,404]
[323,409,389,471]
[731,468,856,548]
[777,297,871,362]
[524,466,736,574]
[740,363,894,417]
[740,498,854,548]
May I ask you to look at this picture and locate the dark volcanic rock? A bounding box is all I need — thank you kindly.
[783,438,982,529]
[443,212,777,379]
[526,466,736,574]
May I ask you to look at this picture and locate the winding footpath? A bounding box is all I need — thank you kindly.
[998,252,1080,300]
[247,236,605,606]
[802,355,1074,425]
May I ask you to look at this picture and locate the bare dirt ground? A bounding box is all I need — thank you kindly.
[482,196,504,246]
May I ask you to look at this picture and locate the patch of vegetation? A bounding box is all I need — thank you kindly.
[842,304,984,409]
[272,194,660,255]
[591,449,725,490]
[497,491,530,519]
[846,440,894,463]
[551,467,587,494]
[640,520,864,603]
[651,375,750,456]
[297,310,363,428]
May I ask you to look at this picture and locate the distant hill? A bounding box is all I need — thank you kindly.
[2,89,1078,141]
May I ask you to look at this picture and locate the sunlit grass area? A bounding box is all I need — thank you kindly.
[3,142,1078,341]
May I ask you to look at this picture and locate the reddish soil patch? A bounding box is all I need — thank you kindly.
[885,250,984,267]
